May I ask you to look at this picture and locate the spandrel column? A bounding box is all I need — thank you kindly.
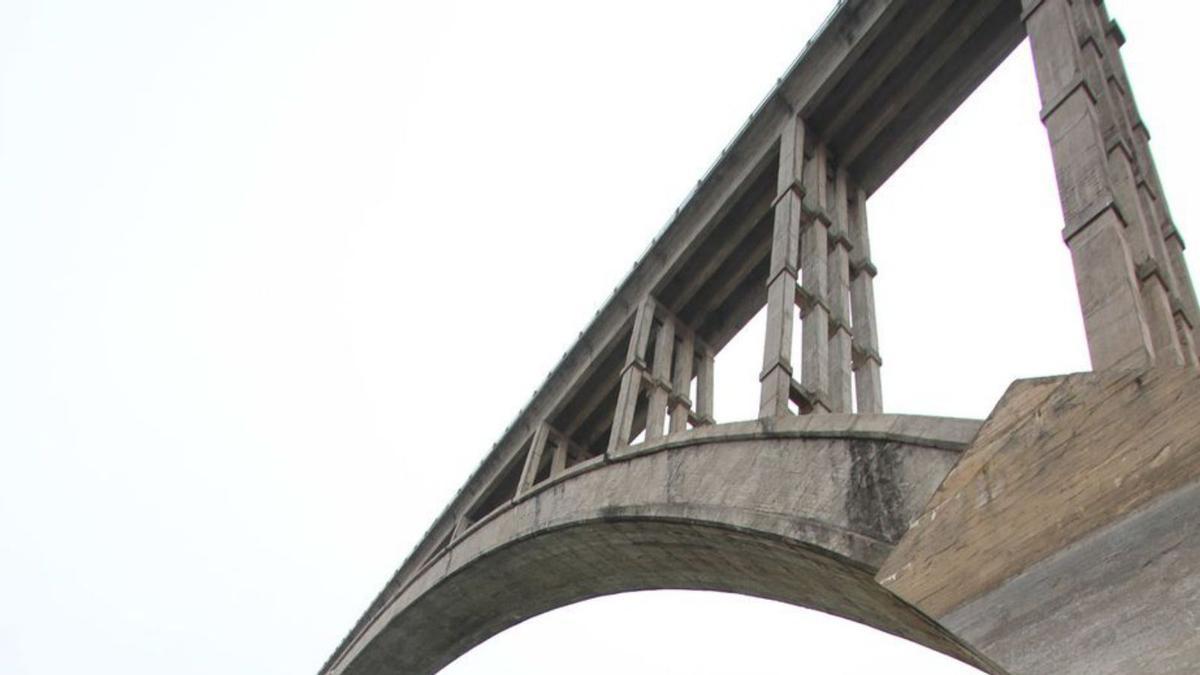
[644,317,674,441]
[517,423,550,495]
[827,168,854,413]
[799,142,831,412]
[1023,0,1155,370]
[669,330,695,432]
[848,186,882,413]
[759,114,805,418]
[607,299,654,453]
[695,347,715,425]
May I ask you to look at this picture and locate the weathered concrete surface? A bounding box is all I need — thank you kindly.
[944,478,1200,674]
[880,368,1200,673]
[323,416,1005,675]
[1022,0,1199,369]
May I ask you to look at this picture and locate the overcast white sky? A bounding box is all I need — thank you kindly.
[1,1,1197,673]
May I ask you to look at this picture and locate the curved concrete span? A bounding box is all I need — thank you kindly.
[324,416,1004,675]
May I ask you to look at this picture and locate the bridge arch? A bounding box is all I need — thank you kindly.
[324,417,1002,675]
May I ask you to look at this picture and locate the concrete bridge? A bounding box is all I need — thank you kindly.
[320,1,1200,673]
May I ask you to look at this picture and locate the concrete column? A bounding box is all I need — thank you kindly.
[1065,0,1184,366]
[759,114,805,418]
[607,299,654,453]
[1151,196,1200,367]
[848,186,882,413]
[1165,230,1200,367]
[1139,170,1200,367]
[1133,179,1198,366]
[1090,3,1199,365]
[549,432,567,476]
[827,168,854,412]
[517,423,550,494]
[799,142,831,411]
[1023,0,1155,371]
[696,347,715,425]
[645,318,675,440]
[669,330,695,433]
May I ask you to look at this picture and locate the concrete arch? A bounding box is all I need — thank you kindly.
[324,416,1003,675]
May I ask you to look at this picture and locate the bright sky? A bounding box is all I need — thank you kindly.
[1,1,1196,673]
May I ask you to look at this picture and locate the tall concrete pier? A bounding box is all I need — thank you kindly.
[320,1,1200,673]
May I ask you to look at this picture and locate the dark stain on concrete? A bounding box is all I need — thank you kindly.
[847,439,906,543]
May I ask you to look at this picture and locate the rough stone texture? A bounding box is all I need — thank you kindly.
[880,367,1200,673]
[323,417,1003,675]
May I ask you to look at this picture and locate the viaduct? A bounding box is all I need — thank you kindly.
[320,1,1200,672]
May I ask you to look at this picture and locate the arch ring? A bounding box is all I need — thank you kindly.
[324,415,1003,674]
